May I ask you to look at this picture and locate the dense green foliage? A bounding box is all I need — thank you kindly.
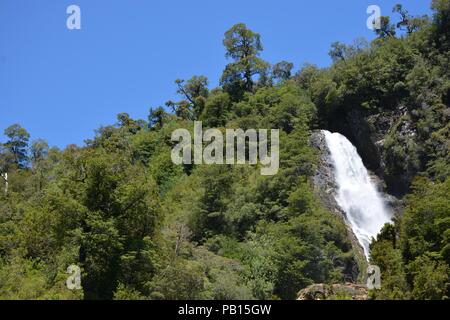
[370,177,450,299]
[0,1,449,300]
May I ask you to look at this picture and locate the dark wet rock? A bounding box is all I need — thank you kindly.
[327,106,418,196]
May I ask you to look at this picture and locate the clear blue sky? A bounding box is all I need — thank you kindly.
[0,0,432,148]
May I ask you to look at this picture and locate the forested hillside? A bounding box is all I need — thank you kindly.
[0,1,449,300]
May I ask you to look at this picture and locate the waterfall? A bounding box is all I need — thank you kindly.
[322,130,392,260]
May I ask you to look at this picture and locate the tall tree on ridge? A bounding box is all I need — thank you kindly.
[221,23,269,99]
[3,124,30,169]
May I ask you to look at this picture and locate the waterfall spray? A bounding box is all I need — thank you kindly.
[322,130,392,260]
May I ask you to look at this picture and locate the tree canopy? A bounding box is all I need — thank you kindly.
[1,2,449,300]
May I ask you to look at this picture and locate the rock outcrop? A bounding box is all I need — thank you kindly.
[297,283,369,300]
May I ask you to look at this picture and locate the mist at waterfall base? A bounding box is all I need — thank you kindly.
[322,130,392,260]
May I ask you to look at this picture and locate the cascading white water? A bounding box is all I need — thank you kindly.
[322,130,392,260]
